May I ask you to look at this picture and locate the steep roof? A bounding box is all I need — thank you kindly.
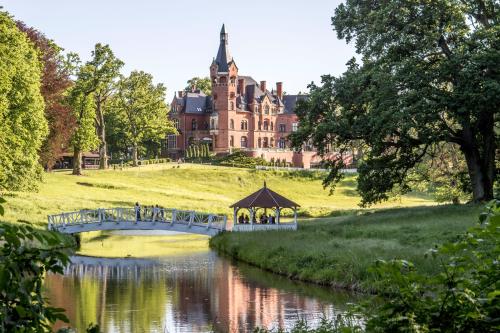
[184,92,210,114]
[230,182,300,208]
[283,94,308,114]
[215,24,232,73]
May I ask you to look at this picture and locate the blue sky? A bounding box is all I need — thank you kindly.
[3,0,356,100]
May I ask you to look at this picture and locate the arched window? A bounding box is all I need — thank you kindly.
[254,105,258,113]
[258,137,262,148]
[240,136,248,148]
[270,137,275,147]
[241,120,248,130]
[210,119,216,130]
[263,120,269,131]
[230,101,234,110]
[270,122,274,131]
[173,119,179,129]
[263,137,269,148]
[230,136,234,147]
[191,119,197,130]
[230,119,234,129]
[219,76,227,84]
[264,105,270,114]
[258,121,262,130]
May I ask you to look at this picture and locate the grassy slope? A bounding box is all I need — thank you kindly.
[1,163,431,227]
[209,204,482,292]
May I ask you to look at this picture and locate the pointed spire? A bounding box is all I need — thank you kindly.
[215,23,232,72]
[264,181,267,188]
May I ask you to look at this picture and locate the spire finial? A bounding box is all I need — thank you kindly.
[264,181,267,188]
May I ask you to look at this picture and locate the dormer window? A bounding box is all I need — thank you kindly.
[264,105,270,115]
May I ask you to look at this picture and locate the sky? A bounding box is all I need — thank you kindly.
[2,0,356,100]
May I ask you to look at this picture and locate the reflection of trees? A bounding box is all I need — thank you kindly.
[44,254,358,332]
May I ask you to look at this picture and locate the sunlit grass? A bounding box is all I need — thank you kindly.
[2,163,433,227]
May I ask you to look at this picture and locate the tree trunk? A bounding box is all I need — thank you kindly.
[132,144,138,167]
[72,149,82,175]
[460,125,495,202]
[95,98,108,169]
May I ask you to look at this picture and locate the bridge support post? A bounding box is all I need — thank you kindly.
[207,215,213,229]
[98,209,102,225]
[223,216,227,231]
[171,209,176,225]
[188,211,194,228]
[80,210,84,225]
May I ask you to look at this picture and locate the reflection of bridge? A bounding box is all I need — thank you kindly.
[48,207,228,236]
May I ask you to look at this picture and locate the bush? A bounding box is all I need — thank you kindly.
[216,151,266,168]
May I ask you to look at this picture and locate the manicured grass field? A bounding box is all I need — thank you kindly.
[209,204,483,292]
[1,163,432,227]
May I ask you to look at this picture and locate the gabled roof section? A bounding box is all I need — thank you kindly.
[184,92,209,114]
[215,24,232,73]
[283,94,308,114]
[230,182,300,208]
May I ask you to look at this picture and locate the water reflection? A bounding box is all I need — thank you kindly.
[45,252,357,332]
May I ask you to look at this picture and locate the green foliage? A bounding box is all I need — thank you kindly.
[253,316,362,333]
[216,151,266,168]
[0,223,73,332]
[0,11,48,191]
[184,76,211,95]
[292,0,499,205]
[67,85,98,153]
[362,200,500,332]
[110,70,176,166]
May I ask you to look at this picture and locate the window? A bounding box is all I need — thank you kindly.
[210,119,216,130]
[167,135,177,149]
[240,136,248,148]
[279,137,286,149]
[230,119,234,129]
[292,122,298,132]
[191,119,197,130]
[279,124,286,132]
[270,137,275,147]
[258,121,261,130]
[258,137,262,148]
[270,122,274,131]
[240,120,248,130]
[204,121,209,130]
[230,92,235,98]
[263,120,269,131]
[272,107,277,115]
[230,101,234,110]
[176,105,181,112]
[230,136,234,147]
[254,106,258,113]
[264,105,269,115]
[173,119,180,129]
[263,137,269,148]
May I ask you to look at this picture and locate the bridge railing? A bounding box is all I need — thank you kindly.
[48,207,227,232]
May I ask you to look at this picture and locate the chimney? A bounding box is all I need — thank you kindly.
[178,91,184,98]
[276,82,283,99]
[260,80,266,92]
[238,78,245,95]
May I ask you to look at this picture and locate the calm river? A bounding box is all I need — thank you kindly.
[45,250,358,332]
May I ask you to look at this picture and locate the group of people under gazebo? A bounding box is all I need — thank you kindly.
[230,181,299,231]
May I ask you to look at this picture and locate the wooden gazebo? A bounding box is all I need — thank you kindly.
[230,181,300,232]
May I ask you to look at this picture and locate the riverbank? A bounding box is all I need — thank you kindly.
[209,204,482,292]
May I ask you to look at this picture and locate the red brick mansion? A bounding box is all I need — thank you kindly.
[167,25,327,168]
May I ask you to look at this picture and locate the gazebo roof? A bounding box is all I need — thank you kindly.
[230,182,300,209]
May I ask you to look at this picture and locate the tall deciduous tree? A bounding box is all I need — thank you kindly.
[0,11,47,191]
[67,65,99,176]
[111,71,176,166]
[79,44,123,169]
[292,0,499,205]
[16,22,76,171]
[185,77,212,95]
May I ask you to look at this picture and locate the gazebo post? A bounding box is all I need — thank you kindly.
[233,207,238,225]
[250,208,254,225]
[275,207,280,224]
[293,207,298,225]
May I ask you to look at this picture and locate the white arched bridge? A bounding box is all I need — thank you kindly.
[48,207,228,236]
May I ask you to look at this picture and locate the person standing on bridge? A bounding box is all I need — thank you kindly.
[135,202,141,222]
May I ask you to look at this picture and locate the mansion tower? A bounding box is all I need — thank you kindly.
[168,25,322,168]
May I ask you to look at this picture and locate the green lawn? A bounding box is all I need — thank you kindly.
[1,163,432,227]
[209,204,483,292]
